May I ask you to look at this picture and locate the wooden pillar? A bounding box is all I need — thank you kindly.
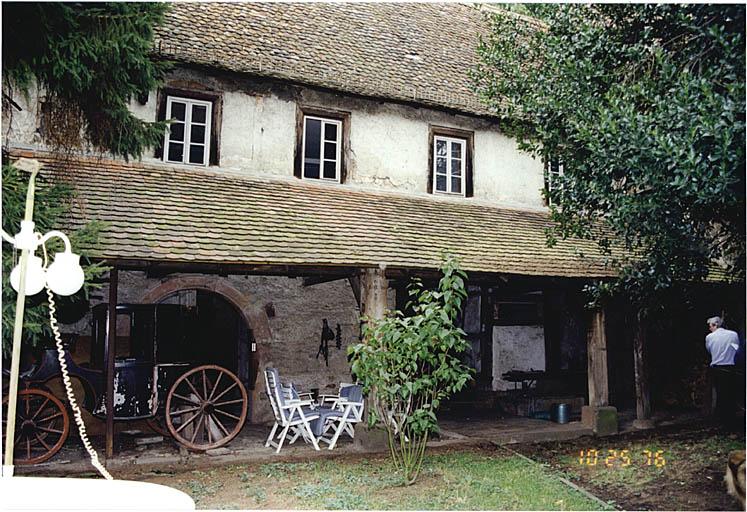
[360,267,388,321]
[586,308,609,407]
[632,313,653,428]
[104,268,118,459]
[582,307,618,435]
[354,266,389,450]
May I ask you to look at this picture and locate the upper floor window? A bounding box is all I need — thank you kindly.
[434,135,466,195]
[295,106,349,183]
[164,96,212,166]
[545,158,564,204]
[429,127,473,197]
[302,116,342,181]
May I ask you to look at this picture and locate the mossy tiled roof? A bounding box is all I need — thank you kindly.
[12,150,617,278]
[154,2,507,117]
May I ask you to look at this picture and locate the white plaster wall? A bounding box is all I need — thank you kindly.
[492,325,546,391]
[2,87,44,148]
[349,109,428,192]
[219,92,296,174]
[474,131,546,209]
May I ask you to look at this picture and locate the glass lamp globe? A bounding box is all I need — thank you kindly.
[10,255,47,295]
[46,252,85,296]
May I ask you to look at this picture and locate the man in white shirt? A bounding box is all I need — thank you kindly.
[706,316,739,366]
[705,316,739,427]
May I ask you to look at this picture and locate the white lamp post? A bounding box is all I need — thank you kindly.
[2,158,86,476]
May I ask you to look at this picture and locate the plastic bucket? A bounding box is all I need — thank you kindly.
[551,403,571,424]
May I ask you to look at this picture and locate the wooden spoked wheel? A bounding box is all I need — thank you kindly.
[2,389,69,465]
[146,415,169,437]
[165,365,248,451]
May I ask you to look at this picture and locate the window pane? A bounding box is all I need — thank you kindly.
[451,159,462,176]
[190,125,205,144]
[323,161,337,179]
[170,102,186,121]
[436,139,447,157]
[436,174,447,192]
[324,123,338,141]
[451,142,463,158]
[167,142,184,162]
[169,123,185,142]
[189,144,205,164]
[324,142,337,160]
[304,162,320,179]
[451,176,462,194]
[304,118,321,160]
[192,105,207,124]
[436,157,447,174]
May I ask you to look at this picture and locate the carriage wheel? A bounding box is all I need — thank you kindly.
[2,389,69,465]
[146,415,169,437]
[165,365,247,451]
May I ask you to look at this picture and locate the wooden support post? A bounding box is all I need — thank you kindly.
[354,266,389,450]
[586,308,609,407]
[360,267,387,321]
[632,313,653,429]
[582,307,617,435]
[104,268,118,459]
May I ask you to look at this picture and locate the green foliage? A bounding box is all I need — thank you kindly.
[348,253,474,484]
[2,163,108,355]
[2,3,169,159]
[473,5,745,308]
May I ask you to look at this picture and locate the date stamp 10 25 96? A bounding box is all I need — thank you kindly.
[578,449,667,468]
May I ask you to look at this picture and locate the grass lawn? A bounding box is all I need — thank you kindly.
[133,447,608,510]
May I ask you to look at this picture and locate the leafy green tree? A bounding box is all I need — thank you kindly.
[2,163,108,355]
[349,254,473,484]
[473,4,745,309]
[3,2,169,158]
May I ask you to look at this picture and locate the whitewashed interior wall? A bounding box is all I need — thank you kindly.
[491,325,547,391]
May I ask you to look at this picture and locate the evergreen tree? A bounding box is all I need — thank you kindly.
[3,2,169,158]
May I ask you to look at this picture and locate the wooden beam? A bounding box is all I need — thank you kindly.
[348,276,361,309]
[104,268,118,460]
[586,308,609,407]
[303,275,351,287]
[633,313,652,423]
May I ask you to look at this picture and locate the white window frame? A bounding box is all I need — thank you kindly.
[545,158,564,199]
[433,135,466,196]
[301,115,342,183]
[163,96,212,167]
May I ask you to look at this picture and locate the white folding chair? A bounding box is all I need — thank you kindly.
[263,368,320,453]
[321,384,364,450]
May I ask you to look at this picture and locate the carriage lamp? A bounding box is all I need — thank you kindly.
[4,222,86,297]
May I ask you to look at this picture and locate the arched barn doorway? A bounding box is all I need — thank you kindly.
[158,289,257,416]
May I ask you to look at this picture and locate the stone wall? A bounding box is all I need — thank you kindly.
[63,271,364,423]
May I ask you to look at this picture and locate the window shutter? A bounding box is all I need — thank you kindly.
[466,164,474,197]
[209,97,220,166]
[154,92,167,160]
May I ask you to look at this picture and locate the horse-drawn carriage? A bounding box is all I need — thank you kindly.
[2,303,249,465]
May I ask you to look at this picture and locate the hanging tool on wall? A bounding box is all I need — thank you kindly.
[316,319,335,366]
[335,324,342,350]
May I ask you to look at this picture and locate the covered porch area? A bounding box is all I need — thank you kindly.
[12,149,629,466]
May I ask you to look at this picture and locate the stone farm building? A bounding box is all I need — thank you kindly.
[3,3,743,454]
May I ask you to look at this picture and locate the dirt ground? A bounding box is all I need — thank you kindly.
[513,423,746,511]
